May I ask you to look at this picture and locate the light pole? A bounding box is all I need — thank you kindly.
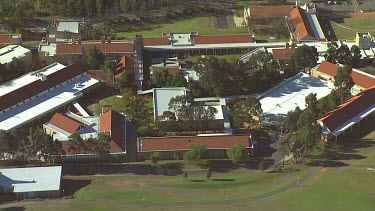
[173,154,176,168]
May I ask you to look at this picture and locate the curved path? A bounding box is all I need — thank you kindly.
[0,166,322,208]
[331,21,375,32]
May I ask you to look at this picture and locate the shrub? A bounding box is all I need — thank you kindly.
[206,167,212,179]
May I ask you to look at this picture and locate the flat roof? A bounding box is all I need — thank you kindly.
[171,33,192,46]
[259,73,334,123]
[39,43,57,56]
[0,45,30,64]
[0,75,99,131]
[153,87,189,119]
[57,21,80,33]
[0,63,66,98]
[306,13,325,40]
[0,166,62,193]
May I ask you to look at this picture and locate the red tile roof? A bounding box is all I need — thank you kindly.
[56,43,134,54]
[143,37,169,46]
[194,34,253,45]
[0,63,84,112]
[139,135,251,152]
[151,66,180,74]
[316,86,375,132]
[316,61,375,89]
[0,35,10,44]
[100,110,126,153]
[272,48,296,60]
[115,56,134,79]
[289,7,315,41]
[49,113,83,134]
[249,5,294,17]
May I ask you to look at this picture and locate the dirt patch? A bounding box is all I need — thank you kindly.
[350,12,375,18]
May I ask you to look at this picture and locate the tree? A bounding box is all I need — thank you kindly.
[68,133,87,163]
[183,144,207,164]
[283,57,299,78]
[227,144,247,165]
[350,45,362,68]
[259,161,266,171]
[87,46,105,69]
[233,98,262,125]
[206,167,212,179]
[334,65,354,103]
[305,93,318,111]
[279,135,291,165]
[183,171,188,179]
[284,107,303,132]
[150,152,160,165]
[324,41,338,63]
[336,44,353,65]
[116,71,134,90]
[94,132,110,161]
[292,45,318,75]
[103,58,117,84]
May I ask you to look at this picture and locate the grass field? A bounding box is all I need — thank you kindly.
[116,16,249,38]
[331,16,375,40]
[3,132,375,211]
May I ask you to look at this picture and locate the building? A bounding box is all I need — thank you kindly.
[0,62,99,131]
[116,55,135,80]
[271,42,296,61]
[312,61,375,95]
[316,86,375,141]
[244,1,326,42]
[50,19,85,35]
[0,34,22,48]
[258,72,334,124]
[0,166,62,199]
[137,135,254,159]
[0,45,32,65]
[43,110,137,161]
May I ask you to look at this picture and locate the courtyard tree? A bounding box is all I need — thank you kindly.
[87,46,105,69]
[334,65,354,103]
[183,144,207,164]
[150,152,160,165]
[206,167,212,179]
[351,45,362,68]
[233,98,262,125]
[279,135,291,165]
[291,45,318,75]
[227,144,247,165]
[103,58,117,85]
[116,71,134,90]
[337,44,353,65]
[324,41,339,63]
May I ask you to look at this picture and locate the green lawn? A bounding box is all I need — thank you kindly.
[331,17,375,40]
[116,16,249,38]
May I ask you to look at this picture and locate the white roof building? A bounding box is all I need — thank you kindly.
[0,166,62,198]
[258,72,334,124]
[0,45,31,65]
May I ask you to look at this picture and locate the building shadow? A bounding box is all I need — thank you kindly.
[61,178,92,196]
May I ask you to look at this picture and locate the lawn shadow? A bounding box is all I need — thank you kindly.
[191,180,206,182]
[306,160,349,167]
[0,207,25,211]
[211,179,235,182]
[62,178,92,196]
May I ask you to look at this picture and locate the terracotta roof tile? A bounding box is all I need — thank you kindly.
[56,43,134,54]
[115,56,134,79]
[272,48,296,60]
[100,110,126,153]
[0,63,84,112]
[143,37,169,46]
[249,5,294,17]
[289,7,315,41]
[0,35,10,44]
[194,34,253,45]
[139,135,251,152]
[151,66,180,74]
[49,113,83,134]
[316,86,375,132]
[316,61,375,89]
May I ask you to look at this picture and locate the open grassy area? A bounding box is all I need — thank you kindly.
[331,17,375,40]
[116,16,249,38]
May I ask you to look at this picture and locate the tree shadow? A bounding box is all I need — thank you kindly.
[306,160,349,167]
[0,207,25,211]
[191,180,206,182]
[63,163,184,176]
[62,178,92,196]
[211,179,235,182]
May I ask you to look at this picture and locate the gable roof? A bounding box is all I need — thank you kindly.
[289,6,315,41]
[316,61,375,89]
[139,135,251,152]
[249,5,294,17]
[316,86,375,133]
[0,63,84,112]
[143,37,170,46]
[56,43,134,54]
[0,35,10,44]
[115,56,134,79]
[49,113,83,134]
[194,34,253,45]
[272,48,296,60]
[99,110,126,153]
